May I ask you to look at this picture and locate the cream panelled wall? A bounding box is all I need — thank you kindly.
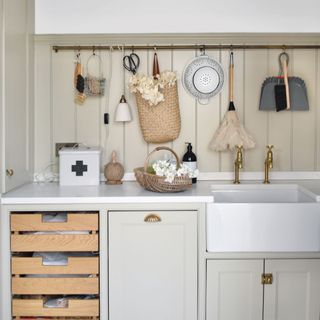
[34,36,320,176]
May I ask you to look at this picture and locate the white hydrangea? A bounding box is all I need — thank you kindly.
[152,160,199,183]
[129,71,177,107]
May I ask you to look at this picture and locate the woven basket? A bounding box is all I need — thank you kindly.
[134,147,192,193]
[135,53,181,144]
[135,84,181,143]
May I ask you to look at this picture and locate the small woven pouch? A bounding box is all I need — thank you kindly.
[84,54,106,97]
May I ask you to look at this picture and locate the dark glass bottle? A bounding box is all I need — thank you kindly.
[183,143,197,184]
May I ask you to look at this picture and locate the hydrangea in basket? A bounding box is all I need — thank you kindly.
[149,160,198,183]
[129,71,177,106]
[134,147,199,193]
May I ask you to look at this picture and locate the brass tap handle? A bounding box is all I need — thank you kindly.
[234,145,243,184]
[263,144,274,184]
[235,145,243,168]
[266,145,274,151]
[266,145,274,168]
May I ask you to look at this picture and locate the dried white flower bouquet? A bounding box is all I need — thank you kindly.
[149,160,199,183]
[129,71,177,106]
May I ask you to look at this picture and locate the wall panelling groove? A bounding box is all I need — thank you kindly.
[34,35,320,177]
[317,50,320,170]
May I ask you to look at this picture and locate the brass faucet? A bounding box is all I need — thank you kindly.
[234,145,243,184]
[263,145,274,184]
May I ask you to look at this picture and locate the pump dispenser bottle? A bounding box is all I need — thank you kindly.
[183,142,197,183]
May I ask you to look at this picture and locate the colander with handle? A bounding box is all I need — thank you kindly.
[182,51,225,105]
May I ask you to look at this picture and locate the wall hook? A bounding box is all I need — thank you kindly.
[200,45,206,55]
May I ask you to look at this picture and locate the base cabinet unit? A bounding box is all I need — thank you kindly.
[264,259,320,320]
[206,259,320,320]
[108,210,197,320]
[206,259,264,320]
[10,211,100,319]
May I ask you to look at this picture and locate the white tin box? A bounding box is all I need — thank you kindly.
[59,147,101,186]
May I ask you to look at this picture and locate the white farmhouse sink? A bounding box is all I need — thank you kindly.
[211,184,317,203]
[207,184,320,252]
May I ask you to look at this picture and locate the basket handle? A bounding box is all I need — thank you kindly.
[153,52,160,78]
[86,53,104,77]
[144,147,180,172]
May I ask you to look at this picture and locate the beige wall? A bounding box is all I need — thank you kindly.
[34,35,320,176]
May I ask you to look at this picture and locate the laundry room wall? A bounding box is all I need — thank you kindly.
[34,34,320,176]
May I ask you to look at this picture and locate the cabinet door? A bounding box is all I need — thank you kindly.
[206,260,263,320]
[109,211,197,320]
[3,0,34,192]
[264,259,320,320]
[0,0,3,191]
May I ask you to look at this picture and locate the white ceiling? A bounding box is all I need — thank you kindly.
[35,0,320,34]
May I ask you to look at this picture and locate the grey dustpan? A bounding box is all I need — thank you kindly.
[259,76,309,111]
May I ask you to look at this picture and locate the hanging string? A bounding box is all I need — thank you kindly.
[103,46,113,165]
[122,45,125,96]
[122,45,127,167]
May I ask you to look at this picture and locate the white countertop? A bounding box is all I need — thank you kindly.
[1,181,214,204]
[2,180,320,205]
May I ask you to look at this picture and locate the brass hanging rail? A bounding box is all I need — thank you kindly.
[52,44,320,52]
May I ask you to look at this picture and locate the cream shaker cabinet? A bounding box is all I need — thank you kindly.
[264,259,320,320]
[0,0,34,193]
[206,259,264,320]
[207,259,320,320]
[108,211,198,320]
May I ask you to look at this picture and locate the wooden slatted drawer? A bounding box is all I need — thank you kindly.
[11,213,98,231]
[12,256,99,275]
[11,234,98,252]
[12,277,99,295]
[12,298,99,317]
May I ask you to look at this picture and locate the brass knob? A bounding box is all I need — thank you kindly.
[261,273,273,285]
[6,169,14,177]
[144,214,161,223]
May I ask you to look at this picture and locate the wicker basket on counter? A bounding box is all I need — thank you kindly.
[134,146,192,193]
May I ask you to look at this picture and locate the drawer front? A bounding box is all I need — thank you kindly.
[11,213,98,231]
[12,257,99,275]
[12,299,99,317]
[11,234,98,252]
[12,277,99,295]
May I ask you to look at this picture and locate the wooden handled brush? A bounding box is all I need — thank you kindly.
[282,59,291,110]
[275,52,290,112]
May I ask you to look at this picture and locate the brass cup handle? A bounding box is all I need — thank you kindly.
[6,169,14,177]
[144,214,162,223]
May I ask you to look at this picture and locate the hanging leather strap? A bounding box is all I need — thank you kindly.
[153,53,160,78]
